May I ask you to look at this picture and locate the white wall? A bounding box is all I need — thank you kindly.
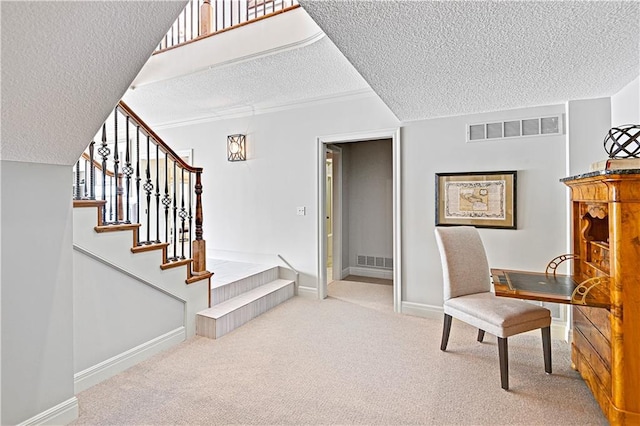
[158,95,400,289]
[159,97,574,310]
[403,104,568,306]
[567,98,611,175]
[1,161,75,425]
[345,140,393,268]
[73,251,184,373]
[611,76,640,126]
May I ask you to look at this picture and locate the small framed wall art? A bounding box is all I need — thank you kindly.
[435,170,517,229]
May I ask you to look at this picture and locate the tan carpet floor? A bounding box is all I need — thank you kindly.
[72,279,606,425]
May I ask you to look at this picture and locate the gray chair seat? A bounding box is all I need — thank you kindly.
[445,293,551,338]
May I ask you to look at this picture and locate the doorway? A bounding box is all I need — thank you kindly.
[317,128,402,313]
[326,152,334,285]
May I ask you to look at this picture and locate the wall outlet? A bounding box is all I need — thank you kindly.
[296,206,306,216]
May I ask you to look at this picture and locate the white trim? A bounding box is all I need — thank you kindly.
[73,244,187,304]
[401,302,443,319]
[340,267,350,280]
[17,397,78,426]
[567,328,574,344]
[297,286,318,298]
[153,89,377,130]
[392,127,402,313]
[317,128,402,312]
[347,266,393,280]
[74,327,186,393]
[328,144,343,282]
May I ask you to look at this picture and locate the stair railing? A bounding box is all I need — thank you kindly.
[157,0,299,52]
[73,101,207,275]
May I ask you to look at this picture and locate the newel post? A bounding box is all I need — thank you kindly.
[200,0,214,36]
[192,169,207,274]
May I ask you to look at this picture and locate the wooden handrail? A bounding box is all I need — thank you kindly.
[117,101,203,174]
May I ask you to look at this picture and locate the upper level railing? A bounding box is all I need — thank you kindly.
[73,101,207,275]
[157,0,299,52]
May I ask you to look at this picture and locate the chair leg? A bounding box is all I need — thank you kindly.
[542,326,552,374]
[498,337,509,390]
[440,314,452,351]
[477,329,485,343]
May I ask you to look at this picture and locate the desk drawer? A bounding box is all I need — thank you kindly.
[575,305,611,341]
[574,306,611,367]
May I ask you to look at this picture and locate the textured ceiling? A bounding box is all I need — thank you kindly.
[300,0,640,121]
[1,1,187,165]
[124,35,371,128]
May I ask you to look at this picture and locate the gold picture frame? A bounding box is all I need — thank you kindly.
[435,171,517,229]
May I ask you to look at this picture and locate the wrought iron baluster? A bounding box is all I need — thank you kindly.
[135,126,141,233]
[173,160,178,260]
[89,140,95,200]
[162,152,171,249]
[83,157,88,198]
[113,110,120,222]
[123,118,133,224]
[179,168,187,259]
[144,134,153,244]
[98,124,110,220]
[109,175,114,222]
[182,4,186,43]
[74,160,81,199]
[155,143,161,243]
[188,171,193,259]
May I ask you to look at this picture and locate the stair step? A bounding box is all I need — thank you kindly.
[197,279,294,339]
[211,264,279,305]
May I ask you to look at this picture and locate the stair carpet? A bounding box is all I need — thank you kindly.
[196,259,295,339]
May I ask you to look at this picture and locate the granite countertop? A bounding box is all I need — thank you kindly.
[560,168,640,182]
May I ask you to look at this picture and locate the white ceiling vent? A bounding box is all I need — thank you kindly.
[467,115,563,143]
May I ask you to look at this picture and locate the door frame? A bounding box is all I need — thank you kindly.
[316,128,402,313]
[325,144,342,285]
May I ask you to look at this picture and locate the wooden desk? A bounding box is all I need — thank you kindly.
[490,268,610,308]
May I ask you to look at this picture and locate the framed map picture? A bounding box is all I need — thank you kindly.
[435,171,517,229]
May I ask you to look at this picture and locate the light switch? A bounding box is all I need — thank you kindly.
[296,206,306,216]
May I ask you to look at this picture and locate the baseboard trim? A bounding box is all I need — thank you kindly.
[348,266,393,280]
[74,327,186,393]
[297,286,317,298]
[340,267,350,280]
[17,396,78,426]
[401,301,443,319]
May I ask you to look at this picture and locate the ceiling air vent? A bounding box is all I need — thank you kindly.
[467,115,563,143]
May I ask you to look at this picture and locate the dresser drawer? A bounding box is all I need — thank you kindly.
[575,305,611,341]
[574,306,611,367]
[573,327,611,394]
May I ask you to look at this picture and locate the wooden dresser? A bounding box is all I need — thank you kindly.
[562,171,640,425]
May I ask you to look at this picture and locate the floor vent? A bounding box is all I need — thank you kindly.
[357,254,393,270]
[467,114,563,142]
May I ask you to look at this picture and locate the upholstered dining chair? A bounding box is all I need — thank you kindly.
[434,226,552,390]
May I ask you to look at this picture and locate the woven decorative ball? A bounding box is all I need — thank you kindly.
[603,124,640,158]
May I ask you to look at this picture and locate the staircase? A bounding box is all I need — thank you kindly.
[197,259,296,339]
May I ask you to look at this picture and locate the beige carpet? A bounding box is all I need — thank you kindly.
[73,280,606,425]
